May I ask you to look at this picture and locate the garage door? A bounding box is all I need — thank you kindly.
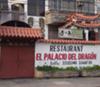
[0,46,34,78]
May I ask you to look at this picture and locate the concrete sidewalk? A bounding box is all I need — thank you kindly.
[0,77,100,87]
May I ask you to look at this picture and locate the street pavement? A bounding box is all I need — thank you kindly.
[0,77,100,87]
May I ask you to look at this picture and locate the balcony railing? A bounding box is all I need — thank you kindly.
[45,11,67,25]
[0,10,26,24]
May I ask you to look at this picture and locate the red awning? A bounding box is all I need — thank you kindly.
[0,26,43,39]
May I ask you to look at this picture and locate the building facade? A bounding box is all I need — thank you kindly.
[0,0,45,28]
[1,0,100,78]
[45,0,100,40]
[0,0,97,40]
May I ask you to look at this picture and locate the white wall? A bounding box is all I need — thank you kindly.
[7,0,48,39]
[45,0,49,12]
[35,42,100,68]
[44,0,49,39]
[95,0,100,14]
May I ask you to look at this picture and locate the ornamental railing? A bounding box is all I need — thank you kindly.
[0,10,26,24]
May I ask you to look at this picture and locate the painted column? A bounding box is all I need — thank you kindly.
[44,0,49,39]
[95,0,100,14]
[44,25,48,39]
[24,1,28,22]
[95,0,97,14]
[85,29,89,41]
[94,28,98,40]
[45,0,49,12]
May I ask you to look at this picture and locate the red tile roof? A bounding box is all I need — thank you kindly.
[39,39,100,44]
[0,26,43,39]
[75,23,100,28]
[65,13,100,28]
[75,13,99,20]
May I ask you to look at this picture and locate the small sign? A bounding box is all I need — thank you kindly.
[58,26,83,39]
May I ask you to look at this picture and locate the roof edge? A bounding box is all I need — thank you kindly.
[38,39,100,45]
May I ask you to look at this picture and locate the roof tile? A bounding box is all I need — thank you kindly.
[66,13,100,28]
[0,26,43,39]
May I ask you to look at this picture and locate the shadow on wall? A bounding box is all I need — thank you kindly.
[1,20,31,28]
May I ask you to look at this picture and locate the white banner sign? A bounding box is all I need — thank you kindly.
[35,42,100,68]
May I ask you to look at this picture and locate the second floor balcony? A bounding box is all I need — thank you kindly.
[45,11,67,25]
[0,10,26,25]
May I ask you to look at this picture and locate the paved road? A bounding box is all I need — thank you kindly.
[0,77,100,87]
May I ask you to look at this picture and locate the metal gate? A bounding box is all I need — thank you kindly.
[0,46,34,78]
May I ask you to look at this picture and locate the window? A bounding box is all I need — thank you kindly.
[69,1,76,12]
[77,1,95,14]
[48,25,58,39]
[11,3,24,20]
[49,0,63,11]
[0,0,8,10]
[49,0,76,12]
[61,0,69,11]
[82,3,89,13]
[12,4,20,11]
[49,0,57,10]
[39,18,44,29]
[28,0,45,16]
[28,17,34,27]
[88,3,95,14]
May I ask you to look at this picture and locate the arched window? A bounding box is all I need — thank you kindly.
[11,3,24,20]
[39,18,44,29]
[28,17,34,27]
[11,3,24,12]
